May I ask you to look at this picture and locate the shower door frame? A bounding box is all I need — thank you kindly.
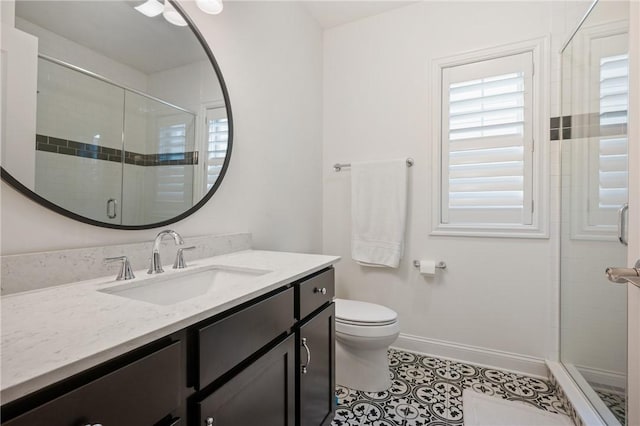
[558,0,639,424]
[625,3,639,425]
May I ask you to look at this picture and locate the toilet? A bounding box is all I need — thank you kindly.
[334,298,400,392]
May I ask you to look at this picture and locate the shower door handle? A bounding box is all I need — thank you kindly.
[107,198,118,219]
[606,259,640,288]
[617,203,628,246]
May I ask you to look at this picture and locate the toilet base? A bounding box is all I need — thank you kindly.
[335,339,392,392]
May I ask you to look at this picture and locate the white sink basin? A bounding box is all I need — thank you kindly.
[99,266,270,306]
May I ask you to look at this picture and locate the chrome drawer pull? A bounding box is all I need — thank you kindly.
[314,287,327,295]
[301,337,311,374]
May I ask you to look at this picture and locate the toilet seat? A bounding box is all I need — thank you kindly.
[335,299,399,337]
[335,298,397,323]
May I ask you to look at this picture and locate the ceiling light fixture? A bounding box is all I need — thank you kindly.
[134,0,163,17]
[196,0,223,15]
[162,1,188,26]
[134,0,224,26]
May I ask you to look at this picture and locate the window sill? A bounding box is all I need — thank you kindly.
[430,224,549,239]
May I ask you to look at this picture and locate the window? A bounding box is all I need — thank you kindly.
[571,27,628,240]
[432,39,547,237]
[589,53,628,225]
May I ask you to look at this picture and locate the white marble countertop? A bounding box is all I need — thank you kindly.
[1,249,339,404]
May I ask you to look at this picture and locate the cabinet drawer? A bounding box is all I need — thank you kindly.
[4,342,182,426]
[196,334,295,426]
[297,268,334,320]
[197,287,295,388]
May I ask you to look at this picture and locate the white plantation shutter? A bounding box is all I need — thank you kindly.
[588,53,628,226]
[441,51,534,225]
[153,117,195,221]
[205,107,228,191]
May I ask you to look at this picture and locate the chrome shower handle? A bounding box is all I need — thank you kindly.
[606,260,640,288]
[618,203,629,246]
[106,198,117,219]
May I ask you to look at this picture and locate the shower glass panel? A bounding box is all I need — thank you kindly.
[560,1,629,424]
[121,91,196,226]
[33,57,198,226]
[35,57,125,223]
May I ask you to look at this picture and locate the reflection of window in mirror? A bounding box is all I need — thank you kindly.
[205,106,229,191]
[151,112,196,223]
[571,24,628,240]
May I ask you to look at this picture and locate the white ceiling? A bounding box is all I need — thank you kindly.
[15,1,207,75]
[302,1,416,29]
[14,0,416,74]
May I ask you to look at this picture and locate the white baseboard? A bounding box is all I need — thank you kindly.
[393,333,548,378]
[573,364,626,392]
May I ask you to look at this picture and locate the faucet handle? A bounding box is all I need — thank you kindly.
[173,246,196,269]
[104,256,136,281]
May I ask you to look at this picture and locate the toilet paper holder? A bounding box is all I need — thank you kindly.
[413,260,447,269]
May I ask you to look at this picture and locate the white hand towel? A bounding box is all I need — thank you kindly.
[351,159,408,268]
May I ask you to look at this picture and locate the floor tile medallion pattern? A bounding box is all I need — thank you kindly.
[595,389,626,425]
[332,349,569,426]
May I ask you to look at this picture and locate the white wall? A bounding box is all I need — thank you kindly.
[1,1,323,256]
[323,1,571,373]
[1,3,38,190]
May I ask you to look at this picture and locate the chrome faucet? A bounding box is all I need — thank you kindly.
[148,230,184,274]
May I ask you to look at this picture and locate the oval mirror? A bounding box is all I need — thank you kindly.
[1,0,232,229]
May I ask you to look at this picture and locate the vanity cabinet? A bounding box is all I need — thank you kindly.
[1,267,336,426]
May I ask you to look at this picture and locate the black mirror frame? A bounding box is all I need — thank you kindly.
[0,0,233,230]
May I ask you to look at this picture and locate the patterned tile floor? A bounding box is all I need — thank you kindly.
[332,348,569,426]
[595,389,626,425]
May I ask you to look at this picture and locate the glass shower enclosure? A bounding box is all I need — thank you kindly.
[560,1,629,424]
[35,56,197,226]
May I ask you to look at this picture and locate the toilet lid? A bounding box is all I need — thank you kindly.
[335,298,398,326]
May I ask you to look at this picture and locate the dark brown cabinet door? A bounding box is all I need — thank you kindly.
[298,303,335,426]
[3,342,182,426]
[196,335,296,426]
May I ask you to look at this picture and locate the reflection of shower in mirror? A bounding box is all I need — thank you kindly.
[2,0,232,228]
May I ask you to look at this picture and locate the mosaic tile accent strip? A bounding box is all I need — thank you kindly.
[35,134,198,166]
[332,349,570,426]
[595,389,626,425]
[549,114,627,141]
